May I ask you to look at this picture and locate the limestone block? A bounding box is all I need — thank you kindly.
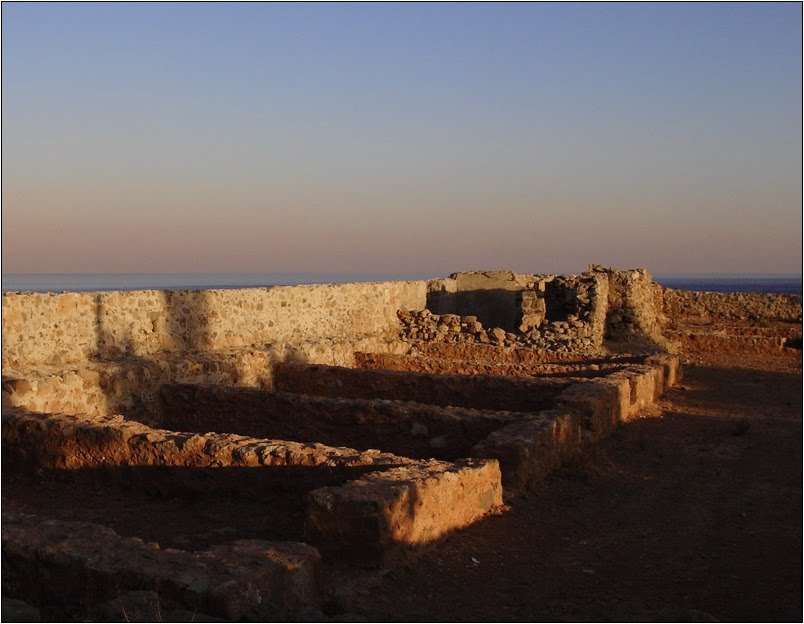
[305,459,502,568]
[472,411,581,493]
[557,381,621,442]
[2,511,321,619]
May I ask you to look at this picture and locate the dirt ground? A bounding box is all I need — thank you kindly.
[3,350,800,622]
[348,351,802,622]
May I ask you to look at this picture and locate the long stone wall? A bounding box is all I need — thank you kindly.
[4,269,799,399]
[662,288,802,325]
[2,281,426,370]
[3,510,323,619]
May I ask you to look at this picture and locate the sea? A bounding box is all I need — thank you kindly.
[1,273,801,295]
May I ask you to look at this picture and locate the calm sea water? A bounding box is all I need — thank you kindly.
[1,273,801,295]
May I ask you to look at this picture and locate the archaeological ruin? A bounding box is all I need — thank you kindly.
[2,266,801,620]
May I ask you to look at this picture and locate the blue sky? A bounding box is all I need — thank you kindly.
[3,2,801,274]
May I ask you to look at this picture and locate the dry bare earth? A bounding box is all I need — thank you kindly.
[3,351,800,622]
[351,351,802,622]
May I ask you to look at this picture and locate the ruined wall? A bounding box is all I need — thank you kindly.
[5,269,798,379]
[425,271,532,331]
[662,289,802,326]
[410,269,616,353]
[2,281,426,371]
[414,267,756,354]
[426,278,458,315]
[601,267,670,351]
[519,271,610,352]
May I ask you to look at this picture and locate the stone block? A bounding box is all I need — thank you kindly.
[2,511,321,619]
[305,459,502,568]
[557,381,621,442]
[472,411,581,493]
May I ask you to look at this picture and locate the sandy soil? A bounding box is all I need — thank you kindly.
[348,351,802,622]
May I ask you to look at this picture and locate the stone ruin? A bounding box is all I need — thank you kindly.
[416,265,669,353]
[1,265,800,620]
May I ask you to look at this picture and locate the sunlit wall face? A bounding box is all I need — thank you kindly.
[2,3,801,275]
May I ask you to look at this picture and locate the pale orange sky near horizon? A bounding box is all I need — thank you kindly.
[2,3,802,276]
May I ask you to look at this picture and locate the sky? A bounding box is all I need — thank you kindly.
[2,2,802,275]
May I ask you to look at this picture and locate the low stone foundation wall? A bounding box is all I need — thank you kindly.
[667,330,800,356]
[355,351,633,378]
[1,337,410,418]
[1,408,407,473]
[2,408,503,569]
[306,459,502,568]
[663,289,802,326]
[158,384,522,461]
[472,410,581,491]
[410,342,633,365]
[2,268,705,614]
[273,362,570,413]
[2,510,322,619]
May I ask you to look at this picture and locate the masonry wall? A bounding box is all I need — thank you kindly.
[603,268,670,351]
[662,289,802,326]
[2,281,427,371]
[5,271,800,375]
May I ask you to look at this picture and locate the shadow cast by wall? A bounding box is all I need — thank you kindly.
[426,288,522,332]
[91,289,215,418]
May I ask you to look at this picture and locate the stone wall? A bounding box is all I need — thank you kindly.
[425,271,533,331]
[519,271,611,352]
[5,269,799,381]
[411,267,801,355]
[4,407,503,569]
[274,362,569,413]
[662,289,802,326]
[425,277,458,315]
[2,281,426,371]
[158,383,522,461]
[408,267,667,353]
[3,510,322,619]
[601,266,671,351]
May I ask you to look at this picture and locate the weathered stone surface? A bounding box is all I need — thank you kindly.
[2,409,506,569]
[472,410,581,493]
[404,269,616,353]
[3,270,798,383]
[1,408,410,473]
[557,381,622,442]
[306,459,502,568]
[2,511,322,619]
[425,278,458,315]
[355,351,630,378]
[412,342,614,364]
[274,362,569,413]
[519,291,546,331]
[1,260,780,624]
[445,271,522,332]
[158,383,523,461]
[667,331,798,356]
[489,327,507,344]
[604,267,670,351]
[1,338,411,418]
[411,267,799,357]
[645,354,684,392]
[1,281,426,370]
[663,288,802,325]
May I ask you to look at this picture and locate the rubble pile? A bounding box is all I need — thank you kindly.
[398,310,519,347]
